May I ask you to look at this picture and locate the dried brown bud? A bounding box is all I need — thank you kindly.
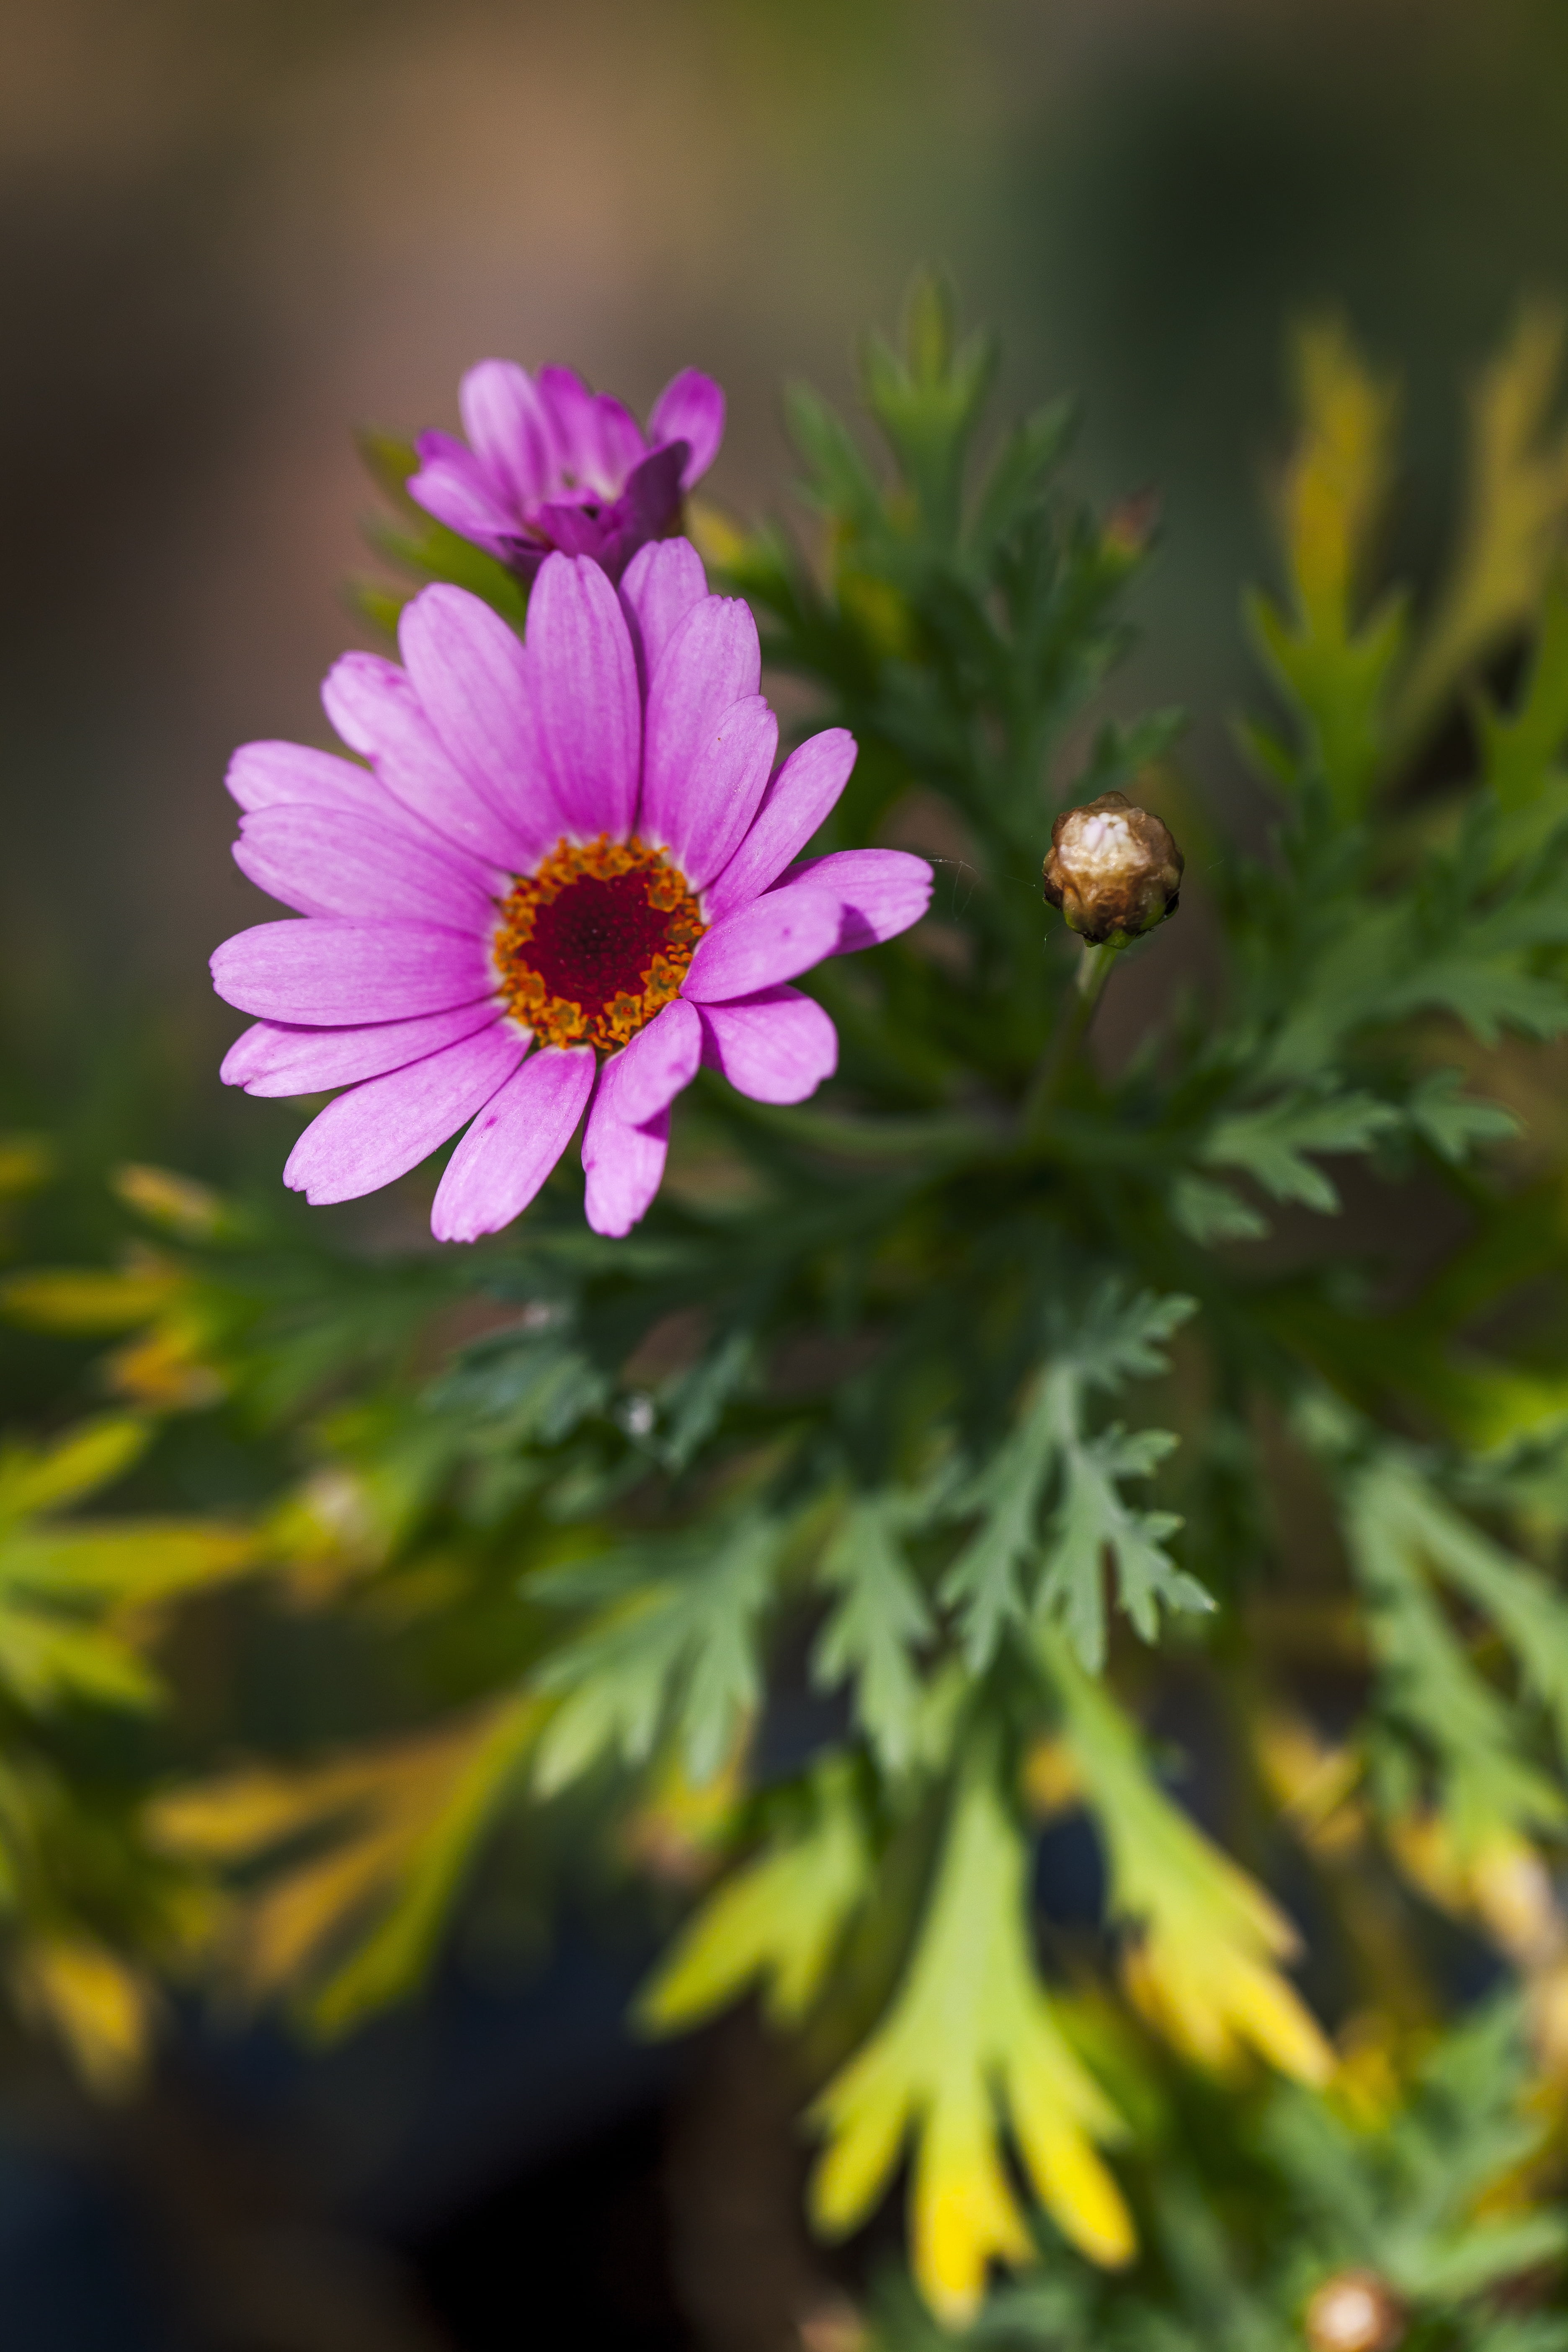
[1042,791,1184,947]
[1303,2270,1406,2352]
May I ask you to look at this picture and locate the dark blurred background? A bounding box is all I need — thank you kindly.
[6,1,1568,2344]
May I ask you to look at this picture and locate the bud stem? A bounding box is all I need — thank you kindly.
[1021,938,1124,1137]
[1075,939,1117,1004]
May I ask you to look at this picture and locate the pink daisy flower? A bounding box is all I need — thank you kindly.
[212,540,933,1241]
[408,360,724,583]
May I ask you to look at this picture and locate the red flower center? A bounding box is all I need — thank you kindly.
[493,836,705,1054]
[526,868,677,1006]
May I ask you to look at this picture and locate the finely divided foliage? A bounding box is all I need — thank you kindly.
[11,284,1568,2340]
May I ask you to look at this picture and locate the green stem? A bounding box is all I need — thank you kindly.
[726,1101,1000,1161]
[1020,941,1122,1139]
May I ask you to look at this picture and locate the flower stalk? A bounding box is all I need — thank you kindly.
[1021,793,1184,1138]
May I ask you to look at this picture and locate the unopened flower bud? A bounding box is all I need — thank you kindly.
[1303,2270,1405,2352]
[1042,791,1184,947]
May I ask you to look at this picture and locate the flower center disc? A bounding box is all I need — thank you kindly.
[493,835,705,1054]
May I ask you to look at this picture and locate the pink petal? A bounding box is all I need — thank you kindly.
[590,391,647,492]
[619,537,708,691]
[398,586,559,861]
[431,1044,595,1242]
[646,369,726,489]
[681,886,843,1003]
[588,449,687,584]
[210,921,490,1024]
[538,367,647,499]
[221,1001,505,1097]
[234,805,498,927]
[650,694,777,890]
[323,651,530,870]
[771,848,934,954]
[532,503,615,559]
[581,1089,671,1239]
[704,729,857,921]
[457,359,554,509]
[698,986,838,1104]
[600,998,702,1127]
[284,1019,527,1206]
[525,554,641,839]
[536,366,598,480]
[407,431,521,562]
[641,596,761,853]
[227,741,385,821]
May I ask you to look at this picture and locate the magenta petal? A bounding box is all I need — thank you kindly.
[581,1089,671,1239]
[322,651,530,870]
[526,555,641,838]
[431,1044,595,1242]
[210,921,490,1024]
[227,741,385,821]
[234,805,498,926]
[407,432,521,563]
[659,694,778,889]
[457,359,553,508]
[704,729,858,921]
[641,596,761,848]
[619,538,708,690]
[591,391,647,491]
[220,1001,505,1097]
[531,501,618,561]
[771,847,934,953]
[682,887,842,1003]
[535,372,645,497]
[600,446,686,582]
[283,1019,526,1207]
[698,986,838,1104]
[536,369,591,474]
[538,367,619,495]
[398,586,558,860]
[646,369,725,489]
[601,999,701,1127]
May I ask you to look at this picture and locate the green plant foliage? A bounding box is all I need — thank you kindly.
[939,1286,1204,1673]
[0,1413,254,1709]
[867,1999,1568,2352]
[14,273,1568,2337]
[806,1747,1135,2323]
[530,1511,782,1791]
[638,1754,869,2029]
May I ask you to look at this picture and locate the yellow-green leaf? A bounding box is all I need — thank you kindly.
[0,1418,150,1522]
[12,1937,155,2097]
[808,1753,1132,2325]
[0,1267,181,1335]
[638,1762,867,2032]
[1041,1630,1333,2085]
[1394,305,1568,760]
